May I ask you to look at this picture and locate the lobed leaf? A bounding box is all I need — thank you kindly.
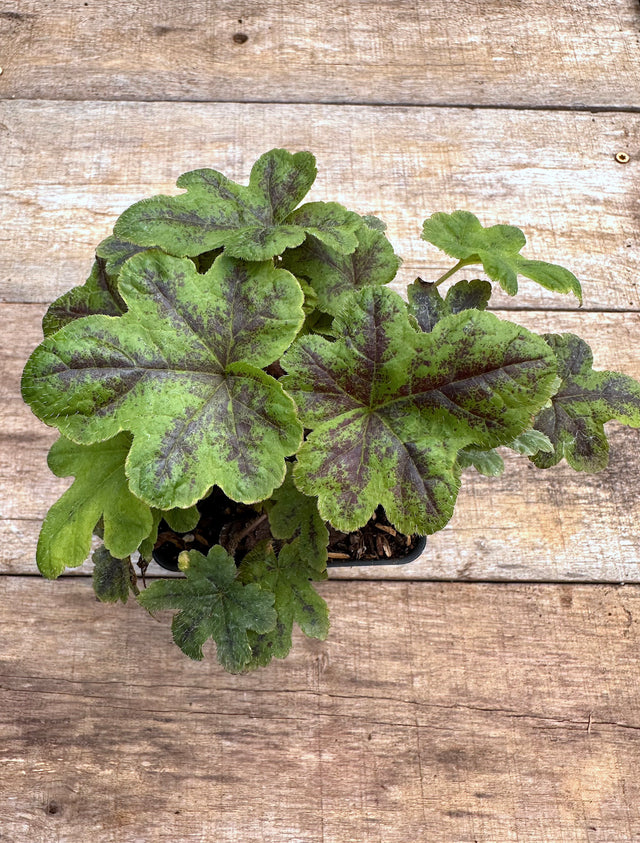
[42,258,126,337]
[407,277,492,333]
[282,223,401,316]
[532,333,640,471]
[265,464,329,572]
[422,211,582,302]
[282,286,559,535]
[112,149,361,262]
[92,545,139,604]
[138,545,277,669]
[23,250,305,510]
[36,434,153,578]
[239,539,329,667]
[95,235,151,276]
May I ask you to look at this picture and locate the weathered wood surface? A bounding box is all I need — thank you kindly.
[4,302,640,581]
[1,0,639,108]
[1,578,639,842]
[1,102,639,310]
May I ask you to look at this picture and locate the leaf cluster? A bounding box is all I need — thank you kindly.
[21,150,640,671]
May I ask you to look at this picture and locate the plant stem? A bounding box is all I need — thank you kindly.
[434,257,478,287]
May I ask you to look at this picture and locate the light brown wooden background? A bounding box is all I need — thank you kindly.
[1,2,640,840]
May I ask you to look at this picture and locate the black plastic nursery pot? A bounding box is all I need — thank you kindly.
[324,534,427,568]
[150,488,427,572]
[152,533,427,572]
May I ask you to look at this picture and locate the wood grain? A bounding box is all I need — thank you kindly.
[1,0,639,108]
[1,577,639,842]
[1,102,639,310]
[5,303,640,581]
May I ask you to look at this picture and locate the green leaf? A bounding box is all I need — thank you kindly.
[457,429,552,476]
[42,258,126,337]
[509,428,554,456]
[36,434,153,578]
[95,235,151,276]
[112,149,361,262]
[92,545,139,603]
[457,447,505,476]
[408,278,492,333]
[282,223,401,316]
[139,509,163,562]
[422,211,582,302]
[23,250,304,510]
[282,287,558,535]
[532,333,640,471]
[138,545,277,669]
[163,505,200,534]
[239,539,329,667]
[265,465,329,572]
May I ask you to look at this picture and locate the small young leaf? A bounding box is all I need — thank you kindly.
[532,333,640,471]
[138,545,277,669]
[282,287,558,535]
[457,447,505,476]
[509,428,554,456]
[239,539,329,667]
[265,465,329,572]
[23,250,305,509]
[162,505,200,534]
[36,434,153,578]
[407,278,492,333]
[282,223,401,316]
[112,149,361,262]
[92,545,139,603]
[445,278,493,314]
[42,258,126,337]
[422,211,582,302]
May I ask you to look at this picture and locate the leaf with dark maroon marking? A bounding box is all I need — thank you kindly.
[112,149,361,261]
[531,333,640,471]
[95,235,151,276]
[282,287,558,534]
[23,250,305,509]
[42,258,126,337]
[239,539,329,667]
[407,278,492,333]
[422,211,582,301]
[282,222,400,316]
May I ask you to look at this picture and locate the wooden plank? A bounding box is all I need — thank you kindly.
[1,578,639,841]
[1,1,639,108]
[1,101,639,310]
[4,303,640,581]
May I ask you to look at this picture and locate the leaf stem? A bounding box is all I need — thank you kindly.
[434,257,478,287]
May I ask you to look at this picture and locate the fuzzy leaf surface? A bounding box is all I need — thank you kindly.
[36,434,153,578]
[407,278,492,333]
[532,333,640,470]
[240,539,329,667]
[282,223,401,316]
[422,211,582,301]
[23,251,304,509]
[92,546,139,604]
[282,287,558,535]
[265,465,329,571]
[95,236,151,276]
[112,149,360,261]
[457,447,505,477]
[138,546,277,669]
[42,259,126,337]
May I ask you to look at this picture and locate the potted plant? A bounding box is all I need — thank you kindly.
[21,149,640,673]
